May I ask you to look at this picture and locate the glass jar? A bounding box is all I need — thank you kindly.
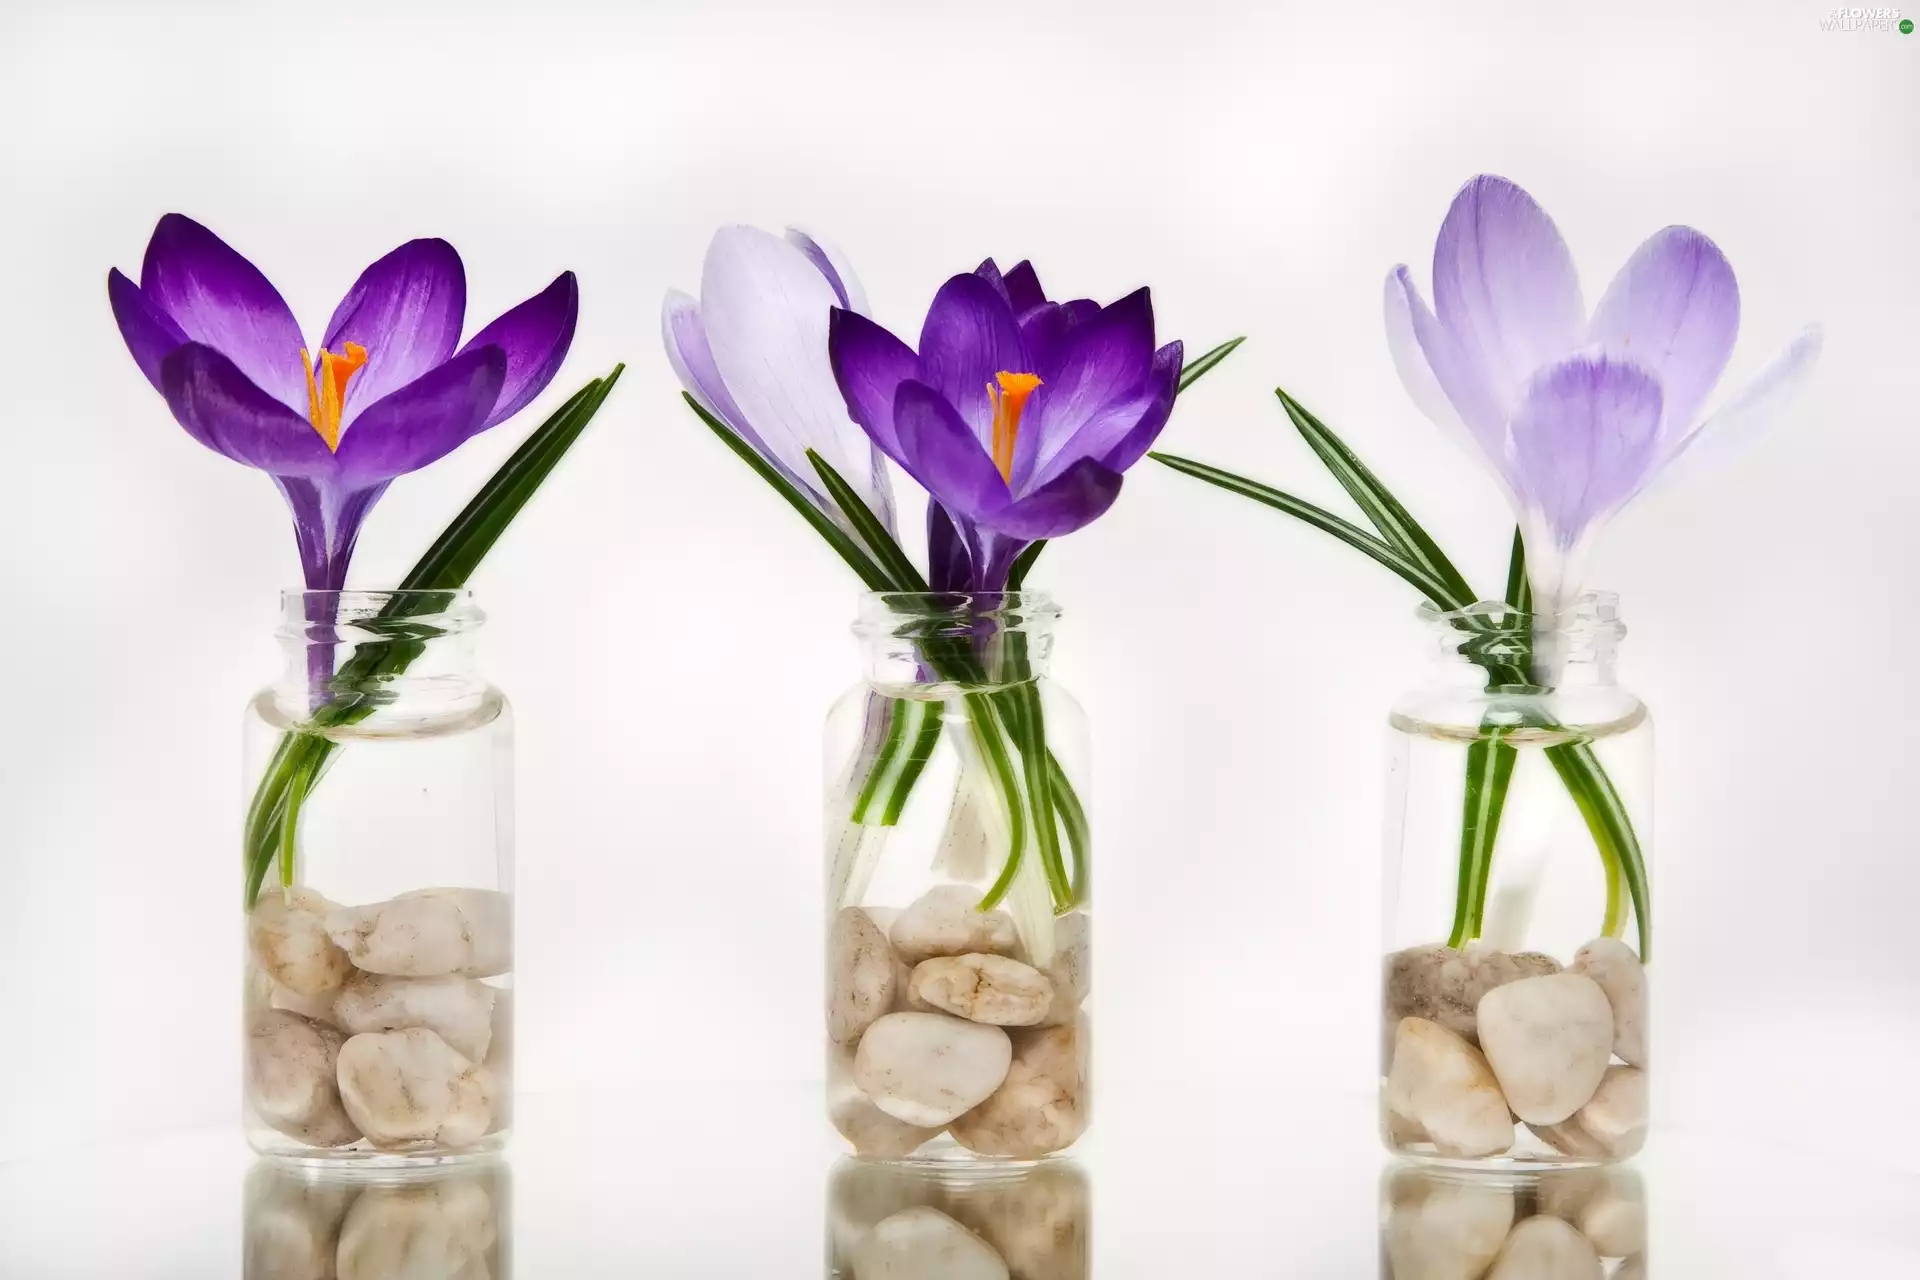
[828,1157,1090,1277]
[824,591,1091,1163]
[1381,1164,1647,1278]
[244,1156,510,1277]
[243,590,514,1164]
[1382,593,1651,1169]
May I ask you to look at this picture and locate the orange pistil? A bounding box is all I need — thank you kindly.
[986,371,1043,484]
[298,341,369,451]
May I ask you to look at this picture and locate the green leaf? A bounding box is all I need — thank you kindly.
[1177,336,1246,393]
[1451,730,1517,947]
[1149,451,1468,609]
[683,392,893,592]
[1275,386,1476,604]
[807,449,926,592]
[1006,540,1046,590]
[1503,525,1532,615]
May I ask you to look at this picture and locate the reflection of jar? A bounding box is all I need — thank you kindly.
[244,1157,510,1279]
[825,592,1091,1163]
[828,1157,1090,1279]
[1380,1164,1646,1278]
[1383,596,1650,1168]
[242,590,514,1164]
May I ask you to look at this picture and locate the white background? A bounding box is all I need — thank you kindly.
[1,0,1914,1172]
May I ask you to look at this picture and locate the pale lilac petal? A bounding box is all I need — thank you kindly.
[1654,324,1823,490]
[108,268,188,392]
[459,272,578,428]
[917,272,1028,445]
[158,343,338,478]
[785,227,869,316]
[1389,266,1511,473]
[662,289,754,437]
[1508,356,1665,547]
[140,214,309,413]
[322,238,467,419]
[701,226,884,512]
[1431,176,1585,408]
[332,346,508,487]
[1587,225,1740,440]
[1383,268,1467,438]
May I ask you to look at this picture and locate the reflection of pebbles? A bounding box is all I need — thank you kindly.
[1382,1164,1646,1278]
[245,1159,508,1279]
[828,1158,1089,1279]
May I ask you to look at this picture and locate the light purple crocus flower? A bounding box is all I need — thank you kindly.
[663,226,898,543]
[829,259,1182,591]
[1385,175,1821,611]
[110,215,578,590]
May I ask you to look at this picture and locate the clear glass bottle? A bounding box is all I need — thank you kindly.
[828,1157,1090,1277]
[1380,1164,1647,1278]
[1382,593,1651,1169]
[244,1156,511,1276]
[825,591,1091,1163]
[243,590,513,1165]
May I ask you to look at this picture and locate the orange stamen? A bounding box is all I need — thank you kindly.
[298,341,368,451]
[987,371,1043,483]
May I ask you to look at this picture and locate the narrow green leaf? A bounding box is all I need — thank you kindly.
[1450,730,1517,947]
[1149,451,1467,609]
[1547,741,1652,960]
[807,449,926,592]
[1177,336,1246,393]
[1503,526,1532,615]
[1275,386,1476,603]
[683,392,893,592]
[1006,540,1046,590]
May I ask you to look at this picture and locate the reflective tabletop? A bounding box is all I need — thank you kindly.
[3,1086,1915,1276]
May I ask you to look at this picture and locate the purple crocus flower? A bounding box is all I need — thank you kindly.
[110,214,578,590]
[663,225,898,543]
[1385,175,1821,611]
[828,259,1182,591]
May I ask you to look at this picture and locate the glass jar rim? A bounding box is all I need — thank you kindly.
[1417,590,1623,636]
[852,589,1061,635]
[277,588,484,642]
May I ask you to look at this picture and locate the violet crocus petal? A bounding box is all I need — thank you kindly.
[1507,355,1665,548]
[1018,298,1099,373]
[995,455,1124,541]
[1023,287,1157,441]
[1388,266,1514,481]
[1002,261,1047,315]
[1015,338,1179,494]
[974,258,1011,306]
[828,306,922,465]
[108,268,189,392]
[1092,339,1184,475]
[916,272,1028,444]
[276,474,391,591]
[1431,176,1585,411]
[1655,324,1823,490]
[139,214,310,414]
[332,345,508,487]
[1587,225,1740,440]
[322,238,468,420]
[786,227,870,316]
[891,379,1018,522]
[158,342,339,478]
[458,271,578,428]
[926,502,976,594]
[701,226,885,509]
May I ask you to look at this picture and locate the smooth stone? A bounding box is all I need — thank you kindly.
[945,1163,1089,1280]
[830,907,901,1044]
[1477,974,1614,1125]
[1384,943,1561,1051]
[852,1206,1009,1280]
[889,886,1019,966]
[326,888,512,979]
[336,1028,494,1150]
[1383,1017,1514,1158]
[1033,912,1089,1024]
[242,1157,357,1280]
[247,1010,361,1148]
[828,1161,935,1266]
[333,971,497,1062]
[1526,1118,1610,1160]
[1486,1214,1603,1280]
[1578,1181,1648,1257]
[483,986,513,1137]
[1572,936,1648,1067]
[1383,1172,1515,1280]
[854,1012,1012,1128]
[829,1044,943,1158]
[251,888,353,999]
[911,953,1055,1026]
[1576,1064,1647,1157]
[335,1175,497,1280]
[950,1021,1088,1159]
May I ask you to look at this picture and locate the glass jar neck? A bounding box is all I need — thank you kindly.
[854,591,1060,695]
[274,589,488,721]
[1421,592,1625,690]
